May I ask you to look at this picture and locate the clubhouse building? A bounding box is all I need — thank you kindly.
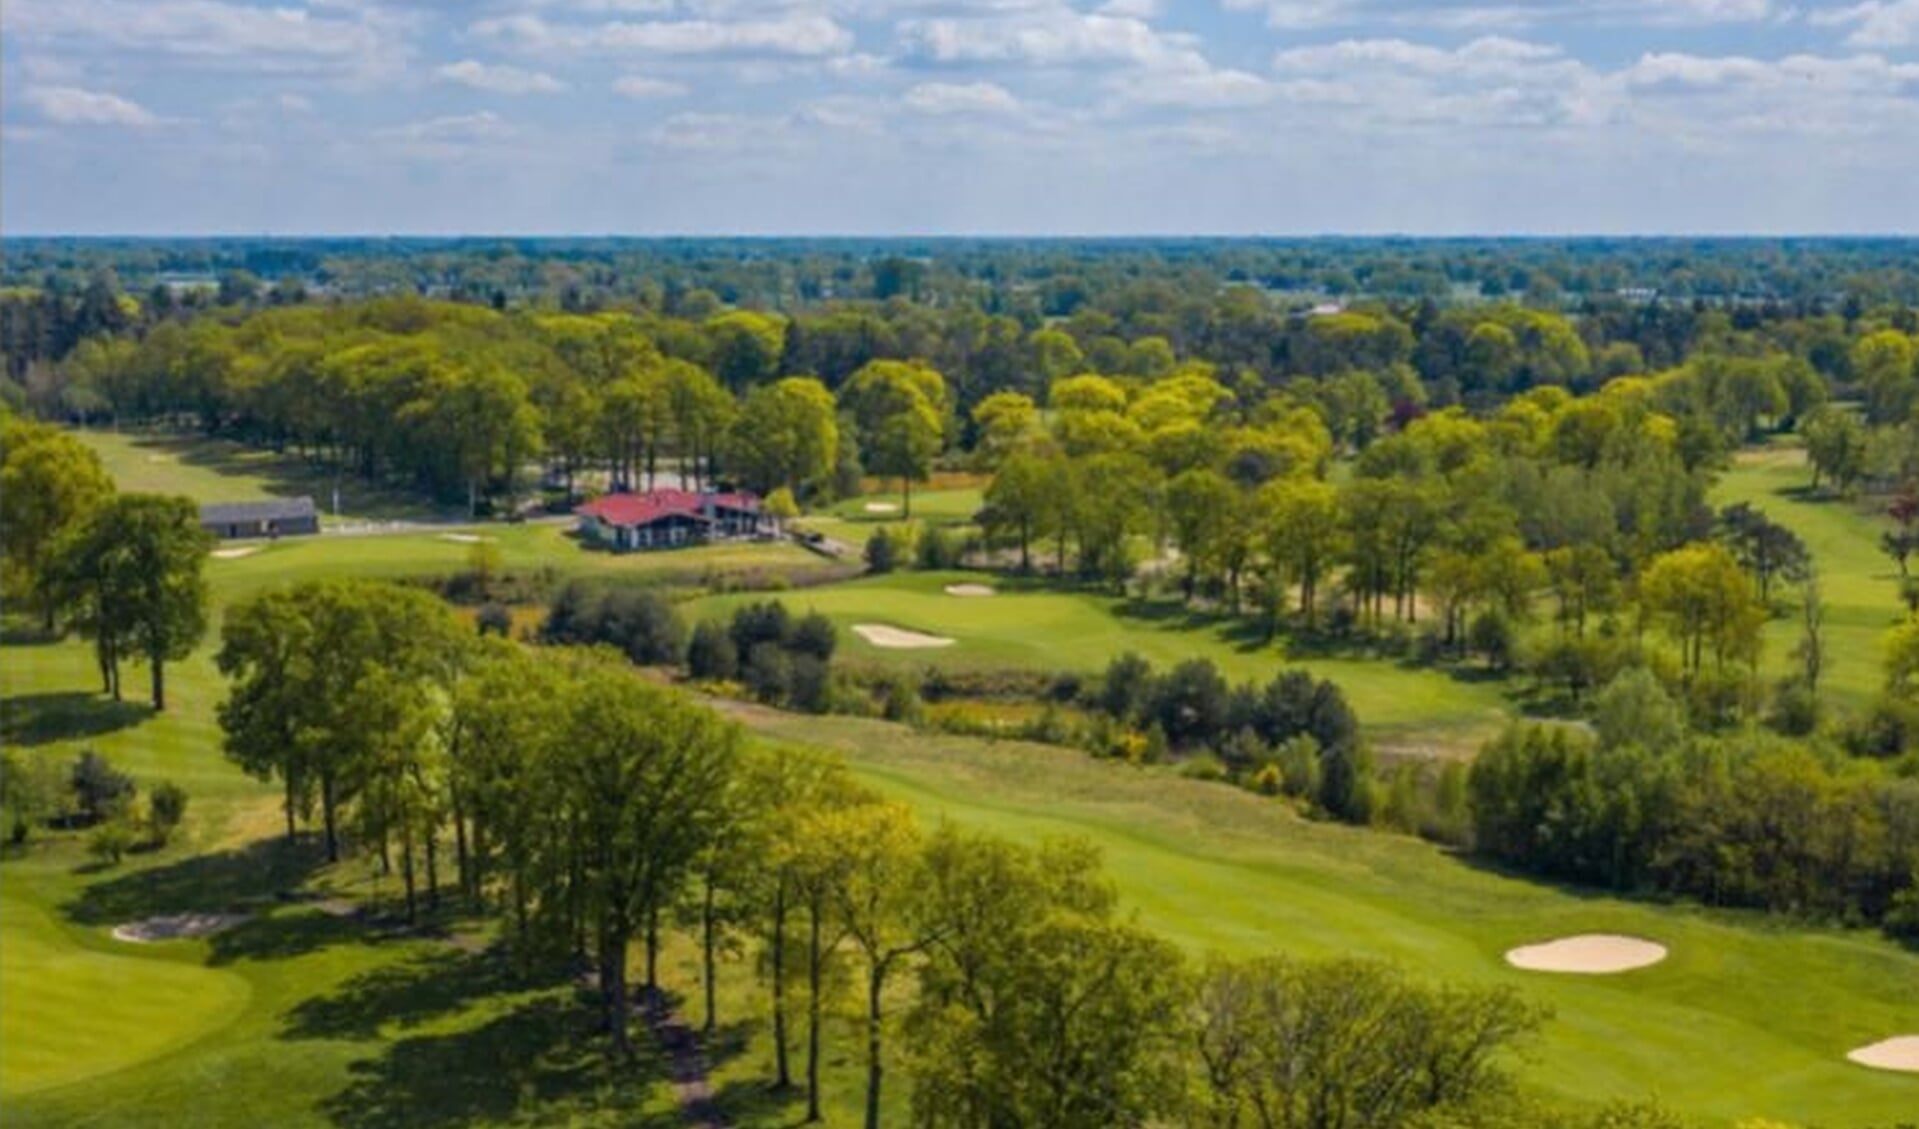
[576,489,770,552]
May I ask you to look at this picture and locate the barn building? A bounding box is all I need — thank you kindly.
[576,490,769,552]
[199,497,321,540]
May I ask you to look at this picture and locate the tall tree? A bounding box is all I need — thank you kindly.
[0,415,113,629]
[56,494,211,710]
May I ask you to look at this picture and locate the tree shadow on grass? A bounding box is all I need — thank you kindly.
[709,1077,812,1129]
[64,834,326,926]
[0,691,152,747]
[286,949,570,1042]
[312,991,680,1129]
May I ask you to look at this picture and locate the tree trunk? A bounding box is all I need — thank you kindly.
[702,872,718,1035]
[863,966,885,1129]
[806,899,824,1123]
[401,828,417,924]
[425,828,439,913]
[453,800,471,905]
[902,477,912,519]
[322,772,341,863]
[603,926,632,1055]
[150,655,166,711]
[284,776,297,843]
[772,881,792,1090]
[645,907,660,991]
[1018,518,1031,573]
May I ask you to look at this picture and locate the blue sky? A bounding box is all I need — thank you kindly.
[3,0,1917,235]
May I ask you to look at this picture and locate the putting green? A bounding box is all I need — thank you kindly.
[0,895,251,1097]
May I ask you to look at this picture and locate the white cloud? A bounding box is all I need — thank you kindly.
[1814,0,1919,47]
[436,59,565,94]
[26,86,160,127]
[1228,0,1778,29]
[904,80,1021,114]
[611,74,689,97]
[377,111,513,142]
[4,0,407,80]
[473,13,854,56]
[897,8,1199,67]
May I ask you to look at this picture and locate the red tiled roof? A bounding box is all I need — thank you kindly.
[576,490,761,528]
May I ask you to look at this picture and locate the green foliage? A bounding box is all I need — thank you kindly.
[69,750,135,826]
[85,819,137,867]
[540,579,685,665]
[146,779,188,846]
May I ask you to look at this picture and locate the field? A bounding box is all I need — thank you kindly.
[3,432,1917,1126]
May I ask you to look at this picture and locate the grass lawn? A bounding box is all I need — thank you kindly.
[721,705,1919,1128]
[1710,445,1903,714]
[72,429,452,524]
[688,570,1515,749]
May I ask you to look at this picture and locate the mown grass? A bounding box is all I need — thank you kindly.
[1709,445,1903,714]
[73,429,450,524]
[5,436,1915,1127]
[721,704,1919,1128]
[688,569,1515,749]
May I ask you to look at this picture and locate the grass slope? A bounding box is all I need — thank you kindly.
[691,570,1515,747]
[727,705,1919,1128]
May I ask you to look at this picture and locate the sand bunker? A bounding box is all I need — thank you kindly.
[1847,1035,1919,1073]
[210,546,261,560]
[1504,934,1667,974]
[112,913,246,943]
[853,624,955,650]
[862,502,900,514]
[438,533,491,544]
[944,584,996,597]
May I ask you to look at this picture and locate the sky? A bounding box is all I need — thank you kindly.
[3,0,1918,236]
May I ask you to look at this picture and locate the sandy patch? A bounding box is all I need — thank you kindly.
[438,533,491,544]
[144,454,175,464]
[1847,1036,1919,1073]
[853,623,955,650]
[210,546,261,560]
[944,584,996,598]
[1504,934,1667,974]
[112,912,247,943]
[862,502,900,514]
[314,898,360,919]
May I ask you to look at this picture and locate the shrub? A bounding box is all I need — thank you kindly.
[791,612,838,662]
[743,642,792,704]
[1149,659,1230,748]
[87,820,137,867]
[864,528,899,574]
[1095,652,1155,722]
[686,620,739,681]
[916,526,962,570]
[147,781,189,846]
[1181,753,1228,783]
[542,580,685,664]
[476,602,513,637]
[789,655,833,715]
[879,676,923,724]
[71,751,134,826]
[730,600,793,653]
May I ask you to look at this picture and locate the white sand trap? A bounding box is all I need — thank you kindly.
[1504,934,1667,974]
[438,533,491,544]
[210,546,261,560]
[863,502,900,514]
[1847,1036,1919,1073]
[112,912,246,943]
[853,623,955,650]
[944,584,996,598]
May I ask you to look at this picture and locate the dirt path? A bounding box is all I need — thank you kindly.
[642,989,728,1129]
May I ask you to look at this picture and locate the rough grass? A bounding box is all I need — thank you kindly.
[688,570,1515,748]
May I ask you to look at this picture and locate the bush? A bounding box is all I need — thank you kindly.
[878,676,923,724]
[743,642,792,705]
[147,781,189,846]
[1095,653,1155,722]
[1181,753,1228,783]
[916,526,963,570]
[87,820,137,867]
[791,612,838,662]
[1,752,60,845]
[730,600,793,653]
[789,655,833,715]
[865,528,899,574]
[476,602,513,637]
[542,580,685,665]
[686,620,739,681]
[71,751,135,826]
[1149,659,1231,748]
